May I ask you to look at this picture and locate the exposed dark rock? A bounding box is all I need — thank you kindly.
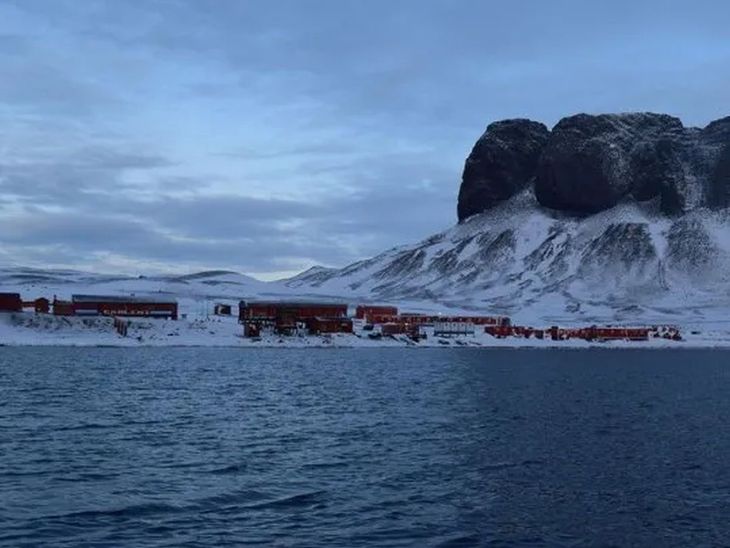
[535,113,685,214]
[709,144,730,209]
[579,223,658,275]
[628,138,687,214]
[457,112,730,220]
[474,229,516,278]
[457,119,549,221]
[701,116,730,143]
[373,248,426,280]
[666,218,717,272]
[524,229,572,281]
[430,236,473,275]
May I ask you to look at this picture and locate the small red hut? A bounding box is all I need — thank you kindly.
[0,292,22,313]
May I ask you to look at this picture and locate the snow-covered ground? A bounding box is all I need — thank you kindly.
[1,257,729,348]
[0,309,727,349]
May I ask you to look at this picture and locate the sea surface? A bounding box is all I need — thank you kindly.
[1,348,729,547]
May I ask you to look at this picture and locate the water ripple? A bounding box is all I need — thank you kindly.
[1,347,730,546]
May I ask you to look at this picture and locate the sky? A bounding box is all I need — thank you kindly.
[0,0,729,280]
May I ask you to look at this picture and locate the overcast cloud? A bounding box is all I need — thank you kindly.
[1,0,729,279]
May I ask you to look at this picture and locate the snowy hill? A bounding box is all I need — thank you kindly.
[283,191,730,325]
[0,268,271,306]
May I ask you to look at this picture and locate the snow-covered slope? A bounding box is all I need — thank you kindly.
[0,268,268,299]
[0,268,283,317]
[283,191,730,325]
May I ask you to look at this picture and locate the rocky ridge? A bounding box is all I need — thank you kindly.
[458,112,730,220]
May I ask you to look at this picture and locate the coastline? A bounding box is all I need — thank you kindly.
[1,333,726,350]
[2,312,728,350]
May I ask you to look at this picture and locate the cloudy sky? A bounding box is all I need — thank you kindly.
[1,0,728,279]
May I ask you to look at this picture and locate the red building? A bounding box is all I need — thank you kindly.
[388,314,511,327]
[355,305,399,320]
[35,298,50,314]
[0,292,22,312]
[22,298,50,314]
[546,325,650,342]
[52,299,75,316]
[307,317,353,335]
[239,300,348,336]
[365,313,401,325]
[239,301,347,322]
[452,315,511,326]
[69,295,178,320]
[589,326,650,342]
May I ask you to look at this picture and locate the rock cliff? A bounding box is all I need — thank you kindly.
[458,112,730,220]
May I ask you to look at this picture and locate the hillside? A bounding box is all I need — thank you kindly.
[284,112,730,325]
[0,268,271,305]
[284,190,730,324]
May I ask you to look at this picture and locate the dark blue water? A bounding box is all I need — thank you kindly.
[1,348,730,547]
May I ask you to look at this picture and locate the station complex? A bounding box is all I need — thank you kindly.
[0,292,681,342]
[235,300,680,342]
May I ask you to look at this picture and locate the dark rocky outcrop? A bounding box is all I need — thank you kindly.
[536,113,686,214]
[701,116,730,143]
[457,119,549,221]
[666,218,718,274]
[709,144,730,209]
[627,138,686,214]
[457,112,730,221]
[578,223,658,279]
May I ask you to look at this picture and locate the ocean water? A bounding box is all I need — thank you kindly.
[1,347,729,547]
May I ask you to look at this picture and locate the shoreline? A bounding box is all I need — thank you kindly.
[2,312,727,350]
[0,339,724,350]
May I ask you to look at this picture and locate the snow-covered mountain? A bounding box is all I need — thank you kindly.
[282,112,730,324]
[284,191,730,324]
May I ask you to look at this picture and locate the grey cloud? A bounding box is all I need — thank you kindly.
[0,207,358,273]
[0,60,118,116]
[218,142,359,161]
[65,148,174,170]
[2,0,729,277]
[0,142,454,273]
[0,146,175,204]
[112,195,328,239]
[129,0,730,128]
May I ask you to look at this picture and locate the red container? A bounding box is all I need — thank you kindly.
[0,292,22,312]
[485,325,514,338]
[70,295,178,320]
